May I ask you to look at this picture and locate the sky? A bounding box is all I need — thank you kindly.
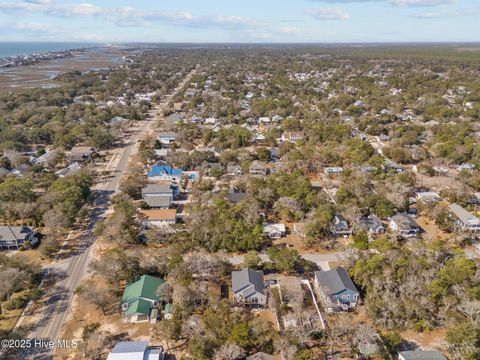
[0,0,478,43]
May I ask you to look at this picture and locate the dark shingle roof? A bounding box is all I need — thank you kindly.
[232,268,265,296]
[315,267,358,296]
[142,184,172,194]
[144,197,171,208]
[0,226,34,242]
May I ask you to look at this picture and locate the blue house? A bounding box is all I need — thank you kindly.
[147,164,184,181]
[314,267,359,312]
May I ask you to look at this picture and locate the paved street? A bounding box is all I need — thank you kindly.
[11,69,197,360]
[224,252,345,271]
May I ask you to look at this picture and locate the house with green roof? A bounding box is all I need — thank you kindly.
[121,275,164,323]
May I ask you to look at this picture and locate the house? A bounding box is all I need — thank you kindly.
[66,146,96,163]
[249,161,268,176]
[398,350,447,360]
[140,209,177,228]
[281,131,304,142]
[448,203,480,232]
[389,213,420,237]
[246,352,275,360]
[232,268,267,308]
[324,167,344,175]
[55,162,82,178]
[204,116,219,125]
[107,341,165,360]
[268,148,280,162]
[34,149,58,168]
[416,191,441,203]
[227,190,246,204]
[226,164,242,177]
[144,196,171,210]
[357,215,385,236]
[383,158,403,173]
[314,267,359,312]
[121,275,164,323]
[164,112,183,124]
[0,226,38,250]
[204,162,223,176]
[331,215,351,237]
[157,132,177,145]
[262,223,286,239]
[141,184,173,201]
[147,164,183,181]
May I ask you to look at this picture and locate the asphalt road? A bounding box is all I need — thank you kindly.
[224,252,345,270]
[13,68,197,360]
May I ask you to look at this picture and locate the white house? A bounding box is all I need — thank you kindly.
[262,223,286,239]
[140,209,177,228]
[107,341,165,360]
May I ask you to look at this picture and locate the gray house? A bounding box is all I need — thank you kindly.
[314,267,359,312]
[141,184,173,201]
[358,215,385,236]
[448,203,480,232]
[398,350,447,360]
[232,268,267,308]
[331,215,351,237]
[0,226,38,250]
[249,161,268,176]
[144,196,171,210]
[389,213,420,238]
[66,146,96,163]
[157,132,177,145]
[324,166,344,175]
[226,164,242,177]
[165,112,183,124]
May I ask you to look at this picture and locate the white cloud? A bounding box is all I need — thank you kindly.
[390,0,453,6]
[47,3,102,16]
[413,8,480,18]
[278,26,302,34]
[308,0,453,6]
[13,21,57,33]
[305,7,350,20]
[24,0,51,4]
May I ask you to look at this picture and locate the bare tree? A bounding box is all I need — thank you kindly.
[77,279,115,316]
[214,344,246,360]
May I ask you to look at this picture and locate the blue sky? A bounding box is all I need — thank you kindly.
[0,0,478,43]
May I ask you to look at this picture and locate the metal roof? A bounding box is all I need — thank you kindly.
[111,341,148,353]
[448,203,480,225]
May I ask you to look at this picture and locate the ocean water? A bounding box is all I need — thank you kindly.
[0,42,96,58]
